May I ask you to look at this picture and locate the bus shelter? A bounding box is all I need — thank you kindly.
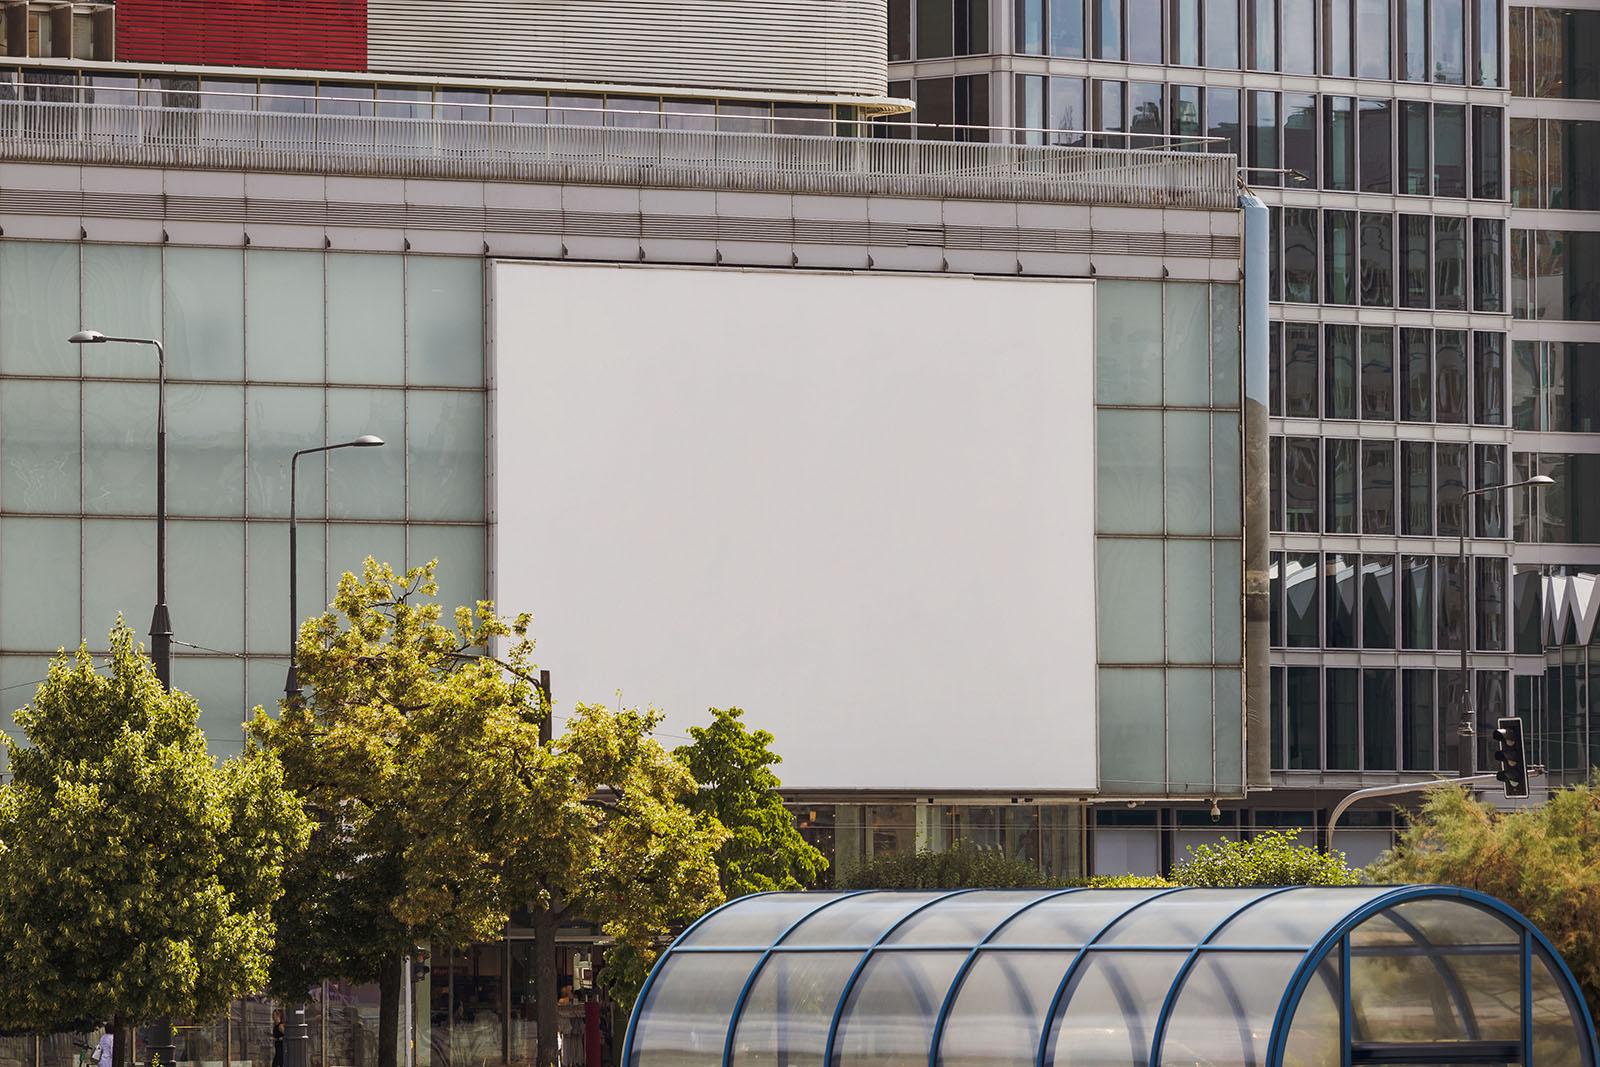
[623,886,1597,1067]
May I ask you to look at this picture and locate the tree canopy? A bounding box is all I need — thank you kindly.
[1367,782,1600,1021]
[254,558,725,1067]
[0,622,308,1039]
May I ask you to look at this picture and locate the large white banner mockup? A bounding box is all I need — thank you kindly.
[492,262,1097,793]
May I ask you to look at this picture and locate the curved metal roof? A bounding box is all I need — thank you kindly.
[622,886,1598,1067]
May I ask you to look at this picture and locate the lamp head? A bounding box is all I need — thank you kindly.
[68,330,107,344]
[353,435,385,447]
[1528,475,1556,487]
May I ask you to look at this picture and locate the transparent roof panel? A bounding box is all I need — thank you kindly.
[937,950,1077,1067]
[1209,886,1392,947]
[1282,953,1341,1067]
[1159,951,1303,1067]
[833,950,968,1067]
[784,891,952,947]
[1351,950,1471,1042]
[678,892,854,948]
[1046,950,1188,1067]
[1097,888,1276,946]
[730,951,861,1067]
[1532,945,1593,1067]
[1379,898,1521,946]
[630,951,762,1067]
[884,890,1056,946]
[987,889,1171,946]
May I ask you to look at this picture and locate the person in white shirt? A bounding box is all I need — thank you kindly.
[94,1027,114,1067]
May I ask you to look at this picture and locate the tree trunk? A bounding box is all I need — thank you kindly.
[378,951,403,1067]
[534,903,560,1067]
[110,1015,125,1067]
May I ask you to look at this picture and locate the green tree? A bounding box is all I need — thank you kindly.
[1366,782,1600,1020]
[838,840,1057,890]
[1172,829,1365,886]
[254,559,725,1067]
[674,707,826,897]
[0,623,308,1067]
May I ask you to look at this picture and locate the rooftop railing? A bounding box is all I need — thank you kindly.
[0,97,1239,209]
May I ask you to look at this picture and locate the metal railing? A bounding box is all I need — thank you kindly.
[0,98,1238,208]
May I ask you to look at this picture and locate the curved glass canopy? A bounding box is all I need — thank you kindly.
[624,886,1597,1067]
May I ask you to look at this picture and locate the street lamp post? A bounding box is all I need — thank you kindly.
[286,436,384,703]
[68,330,171,688]
[1456,473,1556,777]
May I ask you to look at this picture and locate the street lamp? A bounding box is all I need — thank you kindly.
[286,435,385,703]
[1456,473,1556,777]
[69,330,172,689]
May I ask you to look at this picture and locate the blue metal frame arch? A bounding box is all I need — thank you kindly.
[1262,885,1600,1067]
[925,889,1088,1067]
[719,891,876,1067]
[1148,886,1303,1065]
[1033,888,1185,1067]
[820,889,981,1067]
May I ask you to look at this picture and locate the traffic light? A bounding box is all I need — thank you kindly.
[1491,717,1529,799]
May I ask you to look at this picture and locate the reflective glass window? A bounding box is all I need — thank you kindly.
[167,383,244,517]
[1205,88,1240,162]
[1285,438,1319,533]
[0,518,80,649]
[1360,212,1393,306]
[1361,327,1394,419]
[1474,0,1499,84]
[1128,81,1163,148]
[786,893,952,946]
[81,246,161,380]
[1512,339,1538,430]
[1510,118,1538,207]
[1435,217,1467,311]
[1473,105,1503,199]
[1434,103,1467,196]
[1357,0,1391,76]
[1436,329,1467,422]
[1098,539,1164,661]
[835,951,968,1067]
[1325,325,1357,419]
[1400,102,1430,195]
[1326,552,1357,645]
[83,381,156,515]
[1364,667,1397,767]
[1474,218,1505,313]
[1359,99,1392,193]
[1400,215,1431,308]
[1283,94,1317,188]
[1325,211,1357,304]
[1047,952,1187,1067]
[917,0,955,57]
[1437,441,1468,536]
[1400,327,1432,420]
[0,378,79,515]
[1096,281,1162,404]
[1051,0,1087,56]
[245,250,323,383]
[1402,666,1434,763]
[1095,80,1124,147]
[0,241,79,377]
[1286,665,1320,765]
[1097,411,1162,534]
[1173,0,1201,64]
[628,952,761,1067]
[1325,96,1355,190]
[1327,437,1357,532]
[1204,0,1239,66]
[1362,555,1396,649]
[1474,332,1505,425]
[1283,208,1318,304]
[1286,553,1319,648]
[1249,0,1274,69]
[325,388,405,519]
[407,256,484,387]
[1401,442,1432,536]
[1326,0,1353,74]
[1248,92,1278,183]
[1362,441,1395,535]
[1166,411,1212,535]
[1284,322,1317,417]
[327,253,405,385]
[731,952,859,1067]
[1158,952,1302,1064]
[892,0,914,57]
[1129,0,1162,60]
[1433,0,1466,82]
[939,951,1078,1067]
[1327,665,1358,766]
[1096,0,1122,58]
[1281,0,1316,71]
[1401,0,1427,78]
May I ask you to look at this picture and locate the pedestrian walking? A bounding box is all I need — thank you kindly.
[271,1009,285,1067]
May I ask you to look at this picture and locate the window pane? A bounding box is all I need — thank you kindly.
[1437,441,1468,536]
[1325,210,1356,304]
[893,0,914,58]
[1474,0,1499,84]
[1360,327,1394,419]
[1214,413,1242,535]
[325,389,406,519]
[166,247,245,381]
[837,952,967,1067]
[1167,411,1212,535]
[1363,668,1397,768]
[1205,87,1241,162]
[1285,437,1319,532]
[1433,0,1465,82]
[1361,440,1395,534]
[245,250,324,382]
[1325,325,1357,419]
[1097,411,1163,534]
[1360,212,1394,306]
[407,391,484,521]
[1400,215,1431,308]
[1129,0,1162,60]
[1400,327,1432,419]
[1215,541,1242,658]
[1096,282,1161,403]
[83,381,156,515]
[1211,283,1241,407]
[1050,77,1087,142]
[167,383,245,517]
[1326,0,1352,75]
[1248,91,1279,182]
[407,257,483,387]
[327,253,405,385]
[1473,105,1503,198]
[1400,102,1430,194]
[1512,340,1538,430]
[1282,0,1316,71]
[1248,0,1273,69]
[82,518,154,647]
[1510,117,1538,207]
[1283,207,1318,303]
[1327,667,1358,767]
[1362,556,1396,649]
[405,524,487,610]
[81,246,162,383]
[1283,95,1317,187]
[1327,437,1357,532]
[1326,554,1357,647]
[1357,0,1391,77]
[1476,556,1507,651]
[1095,0,1122,58]
[169,520,244,652]
[1168,540,1213,662]
[1402,667,1434,767]
[1,378,80,513]
[1286,552,1319,647]
[1402,558,1433,650]
[1051,0,1086,55]
[1,241,79,376]
[1099,670,1166,793]
[1434,103,1467,196]
[1286,665,1320,766]
[1129,81,1164,149]
[245,512,322,656]
[1284,322,1318,416]
[1436,329,1468,422]
[1474,332,1506,425]
[1204,0,1239,66]
[1401,440,1432,536]
[1098,540,1164,661]
[1324,96,1354,189]
[1174,0,1201,63]
[1435,217,1467,310]
[1474,218,1505,313]
[0,518,80,650]
[917,0,954,57]
[1358,99,1392,192]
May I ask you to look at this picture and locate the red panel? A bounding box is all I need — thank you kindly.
[116,0,367,72]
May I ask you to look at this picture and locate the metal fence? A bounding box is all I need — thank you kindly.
[0,99,1238,208]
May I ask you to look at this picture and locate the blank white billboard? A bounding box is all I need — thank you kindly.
[493,262,1097,793]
